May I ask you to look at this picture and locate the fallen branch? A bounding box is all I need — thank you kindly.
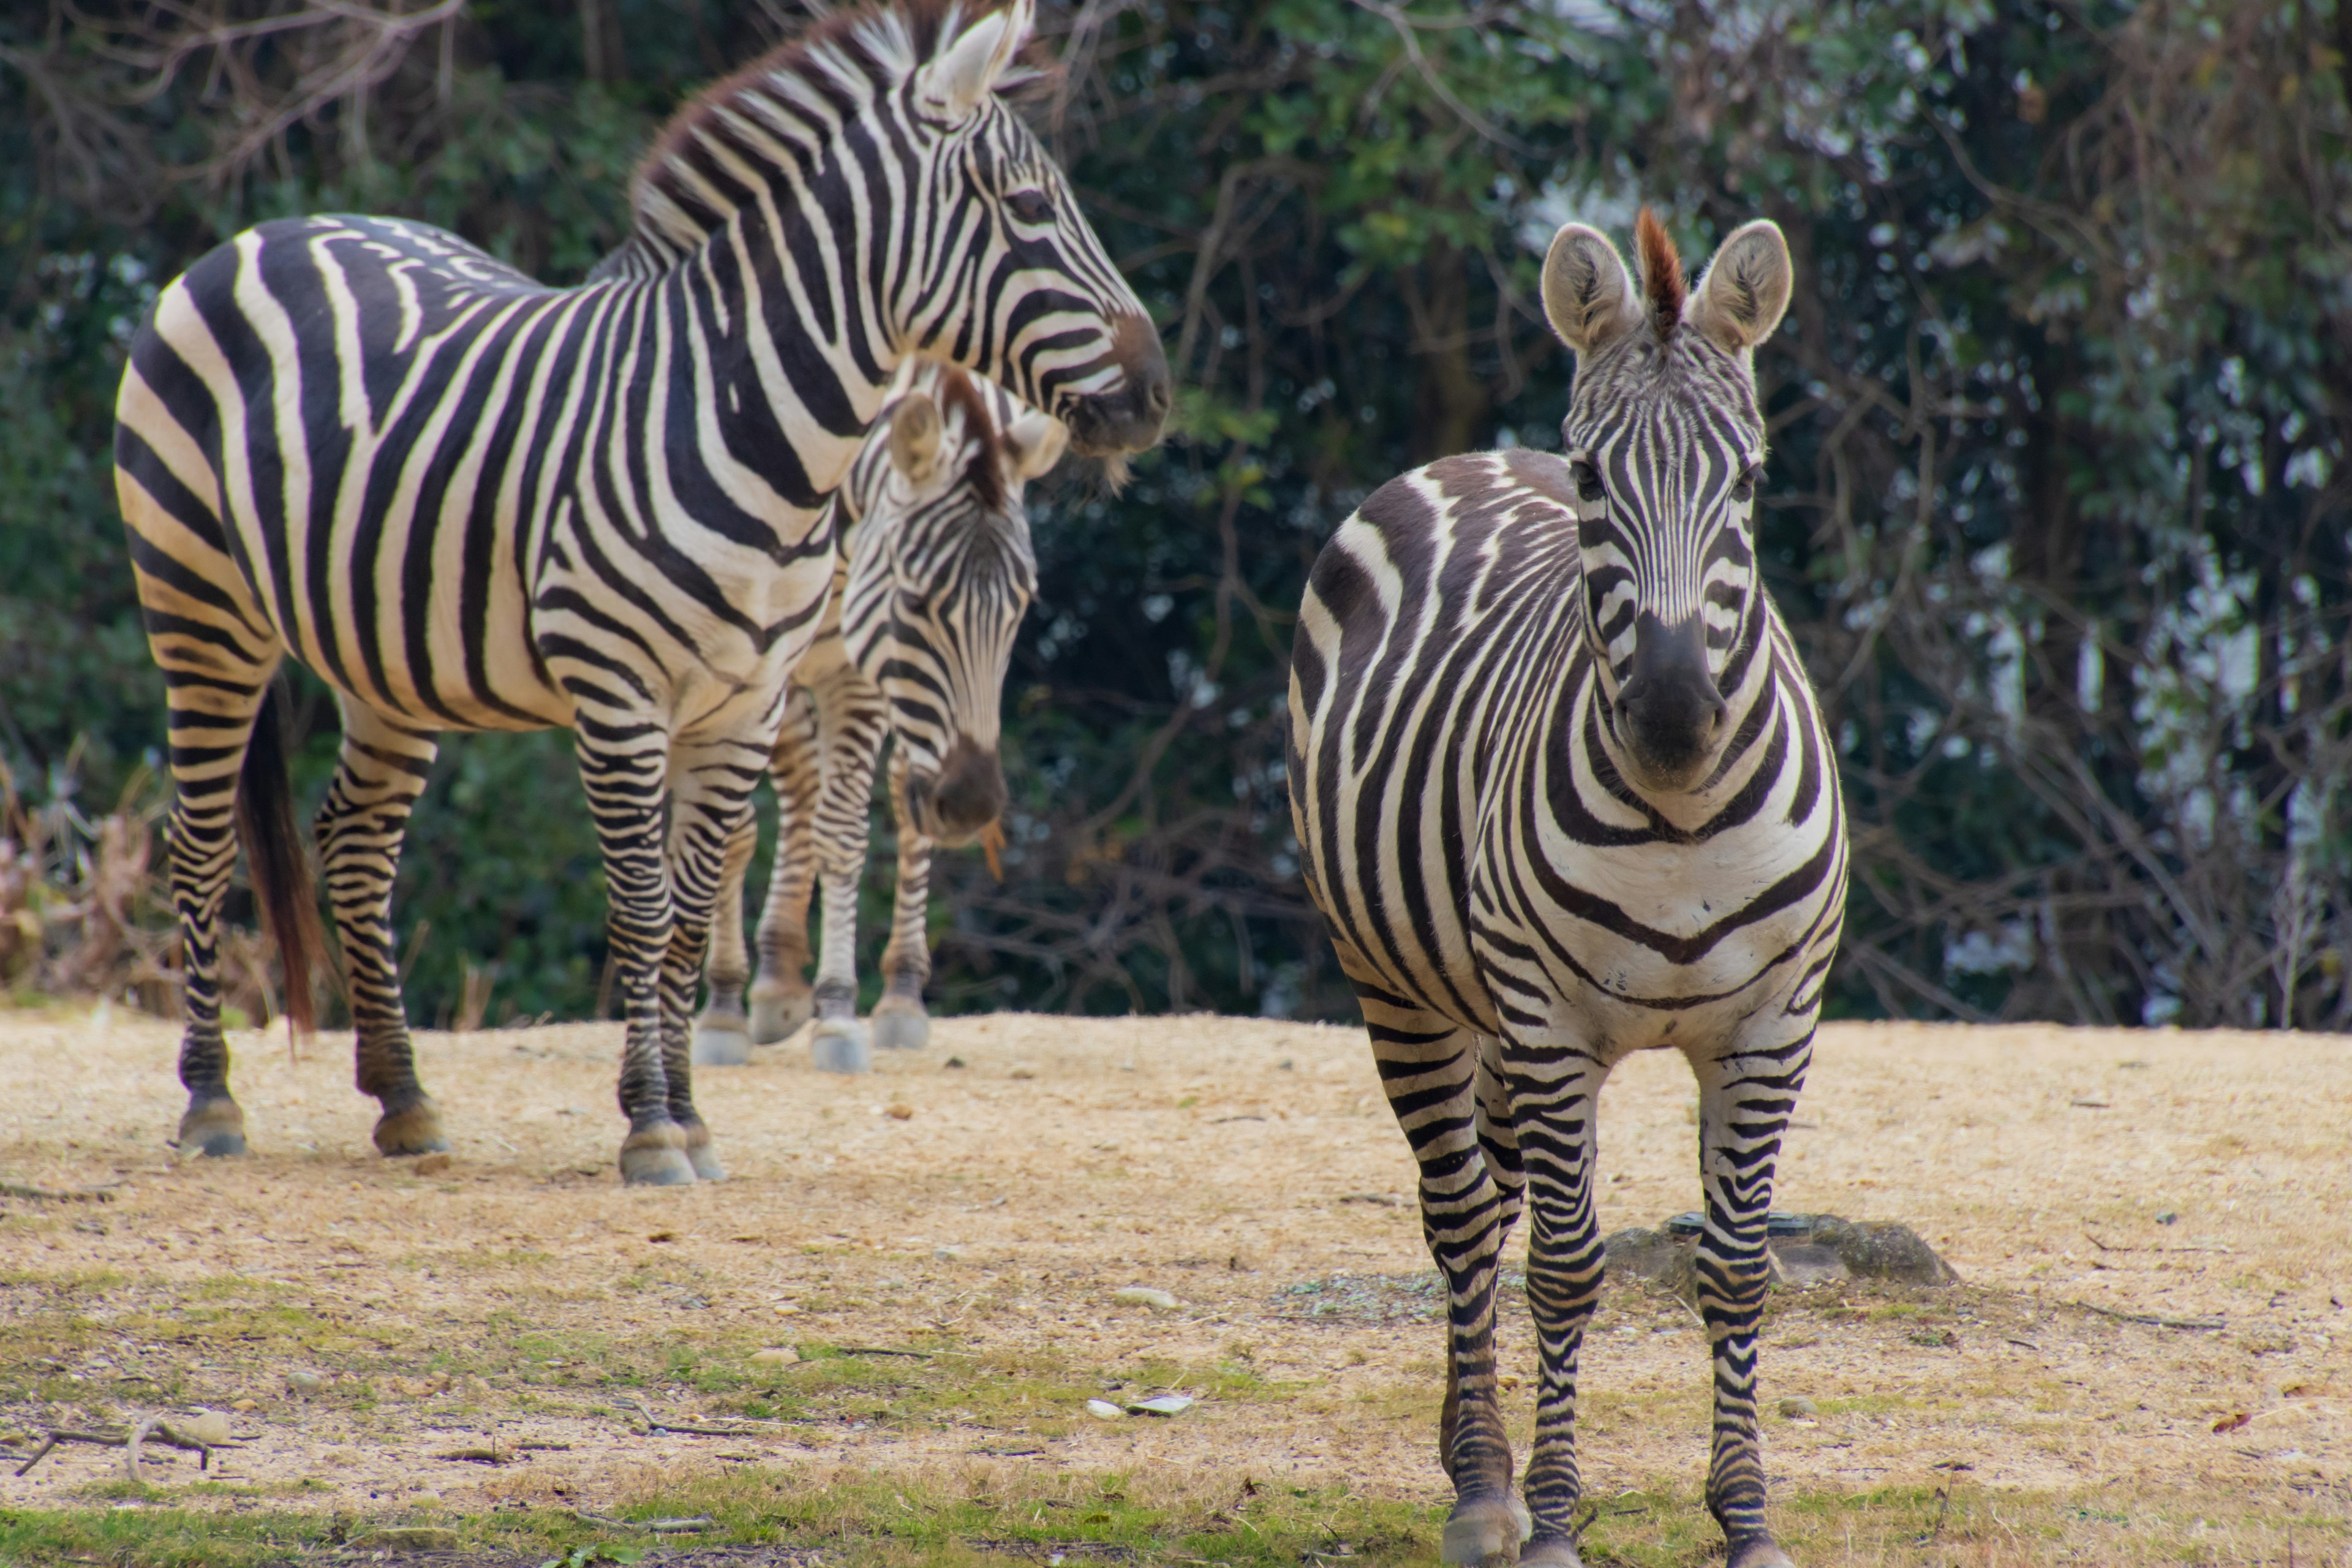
[827,1346,933,1359]
[0,1179,119,1202]
[14,1420,218,1479]
[620,1397,767,1438]
[2062,1300,2224,1332]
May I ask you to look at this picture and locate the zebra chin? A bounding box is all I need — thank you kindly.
[1610,610,1731,794]
[905,734,1008,846]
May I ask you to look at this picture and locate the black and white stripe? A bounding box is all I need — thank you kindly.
[113,0,1166,1185]
[1287,213,1844,1568]
[693,360,1055,1068]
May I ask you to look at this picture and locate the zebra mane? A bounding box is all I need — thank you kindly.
[620,0,1039,270]
[1634,207,1686,342]
[930,364,1013,513]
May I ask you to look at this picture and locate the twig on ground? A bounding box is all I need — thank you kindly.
[573,1509,638,1529]
[0,1179,119,1202]
[13,1419,217,1478]
[2062,1300,2224,1331]
[649,1517,715,1532]
[620,1396,767,1437]
[829,1346,933,1359]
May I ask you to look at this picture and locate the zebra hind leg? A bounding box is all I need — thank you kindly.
[317,701,448,1155]
[870,753,935,1051]
[692,811,758,1067]
[1688,1030,1816,1568]
[1364,1005,1528,1565]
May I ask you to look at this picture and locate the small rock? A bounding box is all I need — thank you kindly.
[1277,1058,1294,1070]
[1778,1397,1819,1420]
[2157,1210,2179,1225]
[886,1102,914,1120]
[934,1245,963,1262]
[1085,1398,1125,1420]
[179,1409,232,1444]
[1128,1394,1194,1417]
[1114,1286,1179,1311]
[413,1152,453,1177]
[285,1370,325,1395]
[752,1346,801,1366]
[356,1527,460,1552]
[771,1302,803,1316]
[229,1398,258,1413]
[1009,1061,1038,1080]
[944,1056,967,1069]
[1227,1246,1261,1273]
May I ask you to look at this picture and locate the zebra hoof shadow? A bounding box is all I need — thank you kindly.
[1724,1537,1795,1568]
[177,1099,248,1158]
[1440,1494,1532,1567]
[810,1018,871,1074]
[870,1004,929,1051]
[692,1022,753,1066]
[682,1124,726,1182]
[373,1099,450,1157]
[618,1123,696,1186]
[748,990,813,1046]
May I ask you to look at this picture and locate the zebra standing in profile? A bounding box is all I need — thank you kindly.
[1287,211,1845,1568]
[692,359,1060,1070]
[113,0,1168,1186]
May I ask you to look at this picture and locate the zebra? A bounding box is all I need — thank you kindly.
[1286,210,1845,1568]
[112,0,1169,1186]
[691,358,1059,1071]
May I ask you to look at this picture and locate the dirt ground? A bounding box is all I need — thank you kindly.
[1,1009,2348,1564]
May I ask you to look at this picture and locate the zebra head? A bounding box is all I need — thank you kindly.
[1540,208,1795,795]
[892,0,1169,456]
[851,366,1059,844]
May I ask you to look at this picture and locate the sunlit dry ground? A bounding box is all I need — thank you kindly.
[1,1010,2346,1564]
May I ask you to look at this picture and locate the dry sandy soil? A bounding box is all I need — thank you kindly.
[1,1010,2348,1564]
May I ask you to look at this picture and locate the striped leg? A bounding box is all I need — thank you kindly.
[1687,1028,1814,1568]
[159,667,281,1158]
[571,721,693,1186]
[747,685,820,1044]
[871,748,935,1050]
[692,812,757,1066]
[805,666,887,1072]
[1498,1035,1611,1567]
[661,737,764,1179]
[315,701,447,1155]
[1357,989,1529,1564]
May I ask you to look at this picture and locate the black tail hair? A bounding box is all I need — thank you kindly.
[234,684,326,1037]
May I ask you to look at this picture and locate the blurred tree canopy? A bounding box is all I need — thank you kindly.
[2,0,2347,1030]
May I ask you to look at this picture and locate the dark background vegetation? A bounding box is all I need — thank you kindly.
[2,0,2347,1031]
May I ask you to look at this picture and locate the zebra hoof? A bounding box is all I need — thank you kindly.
[1724,1537,1795,1568]
[1440,1494,1532,1567]
[177,1098,247,1158]
[372,1098,450,1157]
[692,1022,753,1067]
[870,1004,929,1052]
[810,1018,871,1074]
[618,1123,696,1186]
[748,990,812,1046]
[1520,1536,1586,1568]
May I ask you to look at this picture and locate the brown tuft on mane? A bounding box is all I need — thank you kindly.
[1634,206,1685,339]
[930,364,1010,513]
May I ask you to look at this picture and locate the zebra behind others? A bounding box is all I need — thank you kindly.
[114,0,1169,1186]
[1287,210,1845,1568]
[693,360,1058,1070]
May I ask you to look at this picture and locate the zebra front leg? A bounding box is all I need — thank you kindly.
[692,810,758,1067]
[660,739,764,1178]
[748,685,819,1043]
[806,666,886,1073]
[1499,1036,1610,1568]
[871,749,935,1051]
[1687,1028,1815,1568]
[316,704,447,1154]
[572,723,693,1186]
[1365,1003,1528,1565]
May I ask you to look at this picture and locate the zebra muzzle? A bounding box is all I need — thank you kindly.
[1612,611,1728,790]
[910,735,1008,845]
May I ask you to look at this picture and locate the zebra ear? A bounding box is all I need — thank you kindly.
[918,0,1034,122]
[1540,223,1641,355]
[1690,220,1794,353]
[888,394,944,484]
[1003,408,1069,480]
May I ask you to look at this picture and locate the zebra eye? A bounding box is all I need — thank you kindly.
[1570,461,1605,504]
[1731,466,1760,504]
[1006,187,1054,226]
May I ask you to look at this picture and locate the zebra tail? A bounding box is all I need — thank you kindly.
[233,687,328,1039]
